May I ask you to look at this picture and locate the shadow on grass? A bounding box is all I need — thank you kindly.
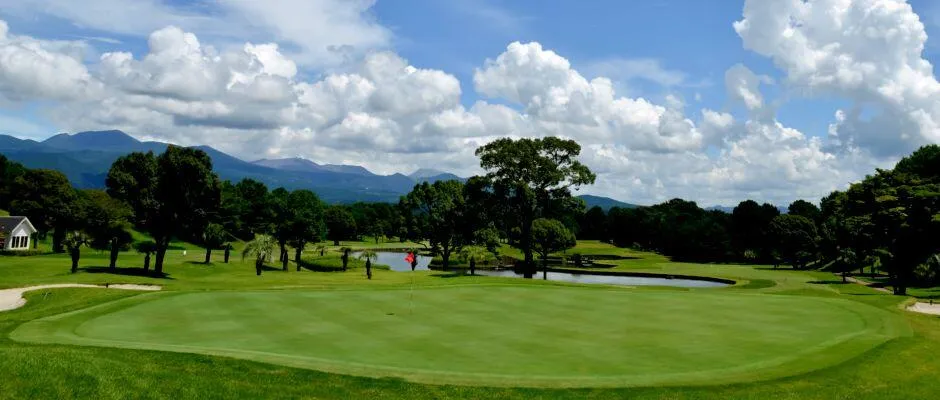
[261,265,285,272]
[731,279,777,290]
[432,272,468,279]
[809,280,850,285]
[81,266,173,280]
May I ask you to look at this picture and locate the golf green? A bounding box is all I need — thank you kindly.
[11,285,905,388]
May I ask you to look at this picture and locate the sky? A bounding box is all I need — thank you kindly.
[2,0,940,207]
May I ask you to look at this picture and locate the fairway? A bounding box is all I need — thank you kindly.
[12,285,905,388]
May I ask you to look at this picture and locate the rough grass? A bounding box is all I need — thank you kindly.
[0,240,939,398]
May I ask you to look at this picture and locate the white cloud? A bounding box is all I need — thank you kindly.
[0,19,99,101]
[725,63,770,111]
[735,0,940,157]
[0,0,391,68]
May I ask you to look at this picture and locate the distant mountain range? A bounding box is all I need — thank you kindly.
[0,130,635,208]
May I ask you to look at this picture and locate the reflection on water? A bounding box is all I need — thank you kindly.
[352,251,432,271]
[474,269,729,288]
[362,251,730,288]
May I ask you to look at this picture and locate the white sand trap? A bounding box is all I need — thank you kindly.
[0,283,161,312]
[907,302,940,316]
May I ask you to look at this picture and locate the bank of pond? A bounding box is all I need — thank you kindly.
[353,251,733,288]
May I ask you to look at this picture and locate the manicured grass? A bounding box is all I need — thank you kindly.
[1,240,939,398]
[12,286,906,388]
[0,208,8,216]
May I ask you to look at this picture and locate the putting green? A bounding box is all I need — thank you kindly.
[11,286,908,388]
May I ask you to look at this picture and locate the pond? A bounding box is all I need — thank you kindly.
[475,269,730,288]
[352,251,433,271]
[361,251,730,288]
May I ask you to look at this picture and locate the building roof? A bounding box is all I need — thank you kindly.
[0,216,33,236]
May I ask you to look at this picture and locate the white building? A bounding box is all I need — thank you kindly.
[0,216,37,251]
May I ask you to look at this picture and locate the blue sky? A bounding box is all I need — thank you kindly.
[1,0,939,206]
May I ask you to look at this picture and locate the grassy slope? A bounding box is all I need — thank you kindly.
[0,209,8,216]
[0,241,939,398]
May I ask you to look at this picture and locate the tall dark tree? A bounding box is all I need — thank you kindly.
[285,189,324,270]
[731,200,780,261]
[475,137,596,276]
[0,155,27,211]
[107,146,221,274]
[10,169,80,252]
[770,214,819,269]
[788,200,822,224]
[82,190,133,270]
[325,206,357,246]
[268,188,292,270]
[577,206,608,240]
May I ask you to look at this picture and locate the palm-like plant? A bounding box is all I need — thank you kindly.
[243,234,277,276]
[134,240,158,272]
[358,250,377,280]
[340,246,352,271]
[62,231,88,274]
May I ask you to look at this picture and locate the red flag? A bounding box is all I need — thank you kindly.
[404,252,415,263]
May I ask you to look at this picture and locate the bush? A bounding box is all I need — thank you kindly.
[914,255,939,287]
[0,249,48,257]
[296,255,388,272]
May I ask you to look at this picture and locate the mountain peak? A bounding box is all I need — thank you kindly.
[253,157,322,172]
[410,168,449,179]
[42,130,141,151]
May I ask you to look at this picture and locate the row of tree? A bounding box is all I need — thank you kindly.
[572,146,940,295]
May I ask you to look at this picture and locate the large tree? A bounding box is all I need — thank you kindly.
[788,200,822,224]
[475,137,595,276]
[531,218,576,280]
[107,146,221,274]
[286,189,324,269]
[82,190,134,270]
[268,188,292,270]
[0,155,26,211]
[325,206,357,246]
[731,200,780,262]
[10,169,80,252]
[770,214,819,269]
[402,180,470,269]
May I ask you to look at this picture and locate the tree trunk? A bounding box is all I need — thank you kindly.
[366,259,372,280]
[109,241,119,270]
[521,217,535,279]
[295,247,303,271]
[542,255,548,280]
[470,257,476,276]
[342,249,349,271]
[319,248,324,256]
[281,249,289,271]
[154,239,168,275]
[144,253,151,271]
[375,236,379,244]
[52,229,66,253]
[70,248,80,273]
[333,239,339,246]
[256,259,263,276]
[842,271,847,283]
[224,247,230,263]
[441,246,451,271]
[204,248,212,264]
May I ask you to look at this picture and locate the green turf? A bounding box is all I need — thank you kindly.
[12,285,906,387]
[1,240,939,398]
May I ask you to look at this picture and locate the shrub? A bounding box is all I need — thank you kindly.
[0,249,47,257]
